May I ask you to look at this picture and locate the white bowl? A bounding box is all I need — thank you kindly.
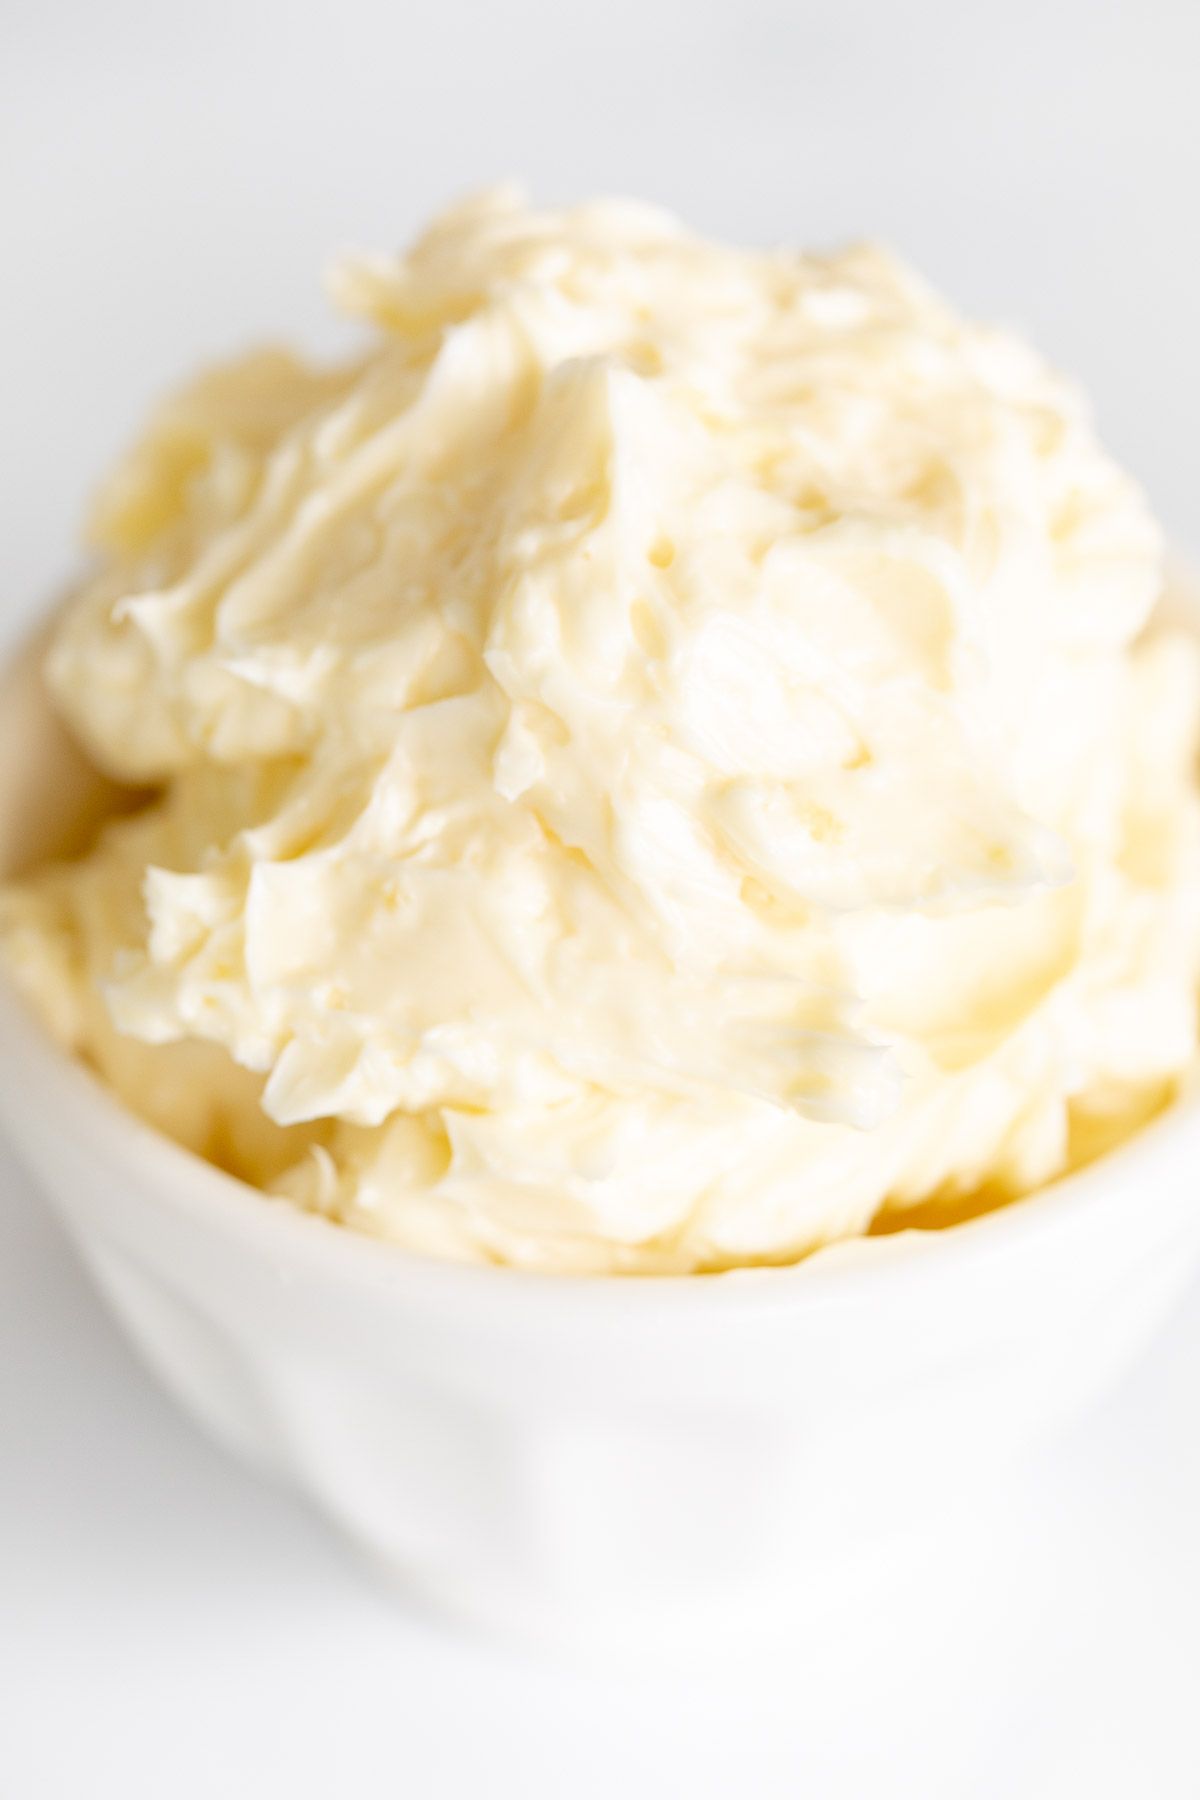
[2,621,1200,1654]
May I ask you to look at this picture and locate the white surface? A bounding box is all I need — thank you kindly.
[3,0,1200,1793]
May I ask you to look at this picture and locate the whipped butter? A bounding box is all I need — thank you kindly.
[5,189,1200,1271]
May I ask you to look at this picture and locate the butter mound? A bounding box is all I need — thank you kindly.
[6,189,1199,1271]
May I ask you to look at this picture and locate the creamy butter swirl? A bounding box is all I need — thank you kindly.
[5,189,1199,1271]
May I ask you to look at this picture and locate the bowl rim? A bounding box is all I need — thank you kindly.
[3,956,1197,1318]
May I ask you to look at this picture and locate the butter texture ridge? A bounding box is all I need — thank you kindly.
[4,188,1200,1271]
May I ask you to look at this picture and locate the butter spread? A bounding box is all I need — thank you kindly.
[4,189,1199,1271]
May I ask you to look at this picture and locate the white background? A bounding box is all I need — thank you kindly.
[3,1,1200,1793]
